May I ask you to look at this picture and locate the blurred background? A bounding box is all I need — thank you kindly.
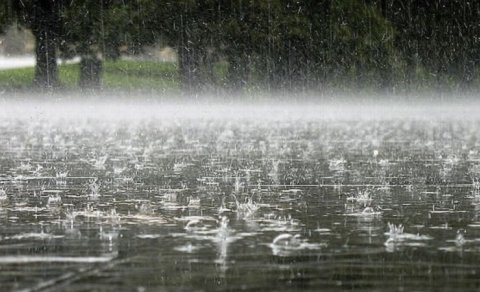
[0,1,479,96]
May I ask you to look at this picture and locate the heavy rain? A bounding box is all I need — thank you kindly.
[1,1,480,291]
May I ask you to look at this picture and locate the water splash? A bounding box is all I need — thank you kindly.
[233,194,259,219]
[347,188,373,207]
[0,189,8,205]
[269,233,324,256]
[88,179,101,199]
[384,222,432,252]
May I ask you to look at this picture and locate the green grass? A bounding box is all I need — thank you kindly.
[0,66,35,90]
[0,59,181,93]
[3,58,472,96]
[102,60,179,91]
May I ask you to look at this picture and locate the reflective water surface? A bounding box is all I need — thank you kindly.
[1,103,480,291]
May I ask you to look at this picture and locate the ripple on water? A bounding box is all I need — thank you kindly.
[1,109,480,290]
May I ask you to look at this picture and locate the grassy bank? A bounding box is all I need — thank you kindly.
[0,59,180,93]
[1,58,478,99]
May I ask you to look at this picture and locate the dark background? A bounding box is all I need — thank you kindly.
[1,0,478,95]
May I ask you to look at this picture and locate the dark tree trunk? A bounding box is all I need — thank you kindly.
[178,44,206,93]
[33,29,58,88]
[178,46,196,93]
[226,52,248,91]
[27,0,61,88]
[79,55,102,89]
[404,54,416,93]
[380,0,387,17]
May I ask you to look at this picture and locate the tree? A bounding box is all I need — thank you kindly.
[4,0,480,93]
[61,0,163,89]
[161,0,219,93]
[0,1,13,33]
[12,0,62,88]
[61,1,110,88]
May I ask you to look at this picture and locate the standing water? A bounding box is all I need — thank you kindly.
[1,99,480,290]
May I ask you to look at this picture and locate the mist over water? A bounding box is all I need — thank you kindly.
[1,93,480,290]
[1,92,479,121]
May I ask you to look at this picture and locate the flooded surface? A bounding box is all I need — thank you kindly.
[1,102,480,290]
